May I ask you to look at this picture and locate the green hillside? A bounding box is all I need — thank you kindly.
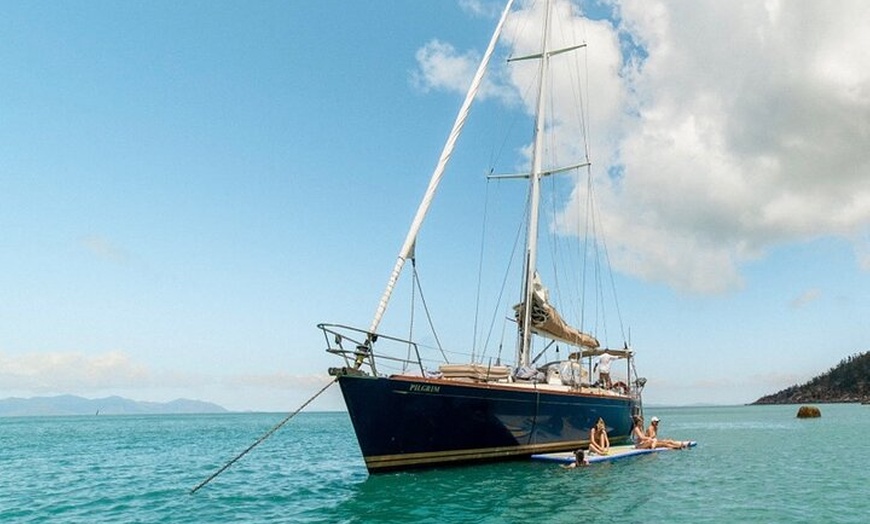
[753,351,870,404]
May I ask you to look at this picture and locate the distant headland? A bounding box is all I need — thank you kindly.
[0,394,228,417]
[753,351,870,404]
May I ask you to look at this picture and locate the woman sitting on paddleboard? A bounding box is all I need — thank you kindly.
[632,415,683,450]
[588,417,610,455]
[631,415,654,448]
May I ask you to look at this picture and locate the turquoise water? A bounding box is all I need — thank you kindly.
[2,404,868,523]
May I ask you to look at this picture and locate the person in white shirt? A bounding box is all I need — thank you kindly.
[594,352,616,389]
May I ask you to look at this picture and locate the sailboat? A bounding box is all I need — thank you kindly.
[320,0,643,473]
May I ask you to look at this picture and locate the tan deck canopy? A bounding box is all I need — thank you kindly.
[569,348,633,359]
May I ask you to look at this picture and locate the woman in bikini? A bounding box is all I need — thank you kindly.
[632,414,684,450]
[588,417,610,455]
[632,414,655,449]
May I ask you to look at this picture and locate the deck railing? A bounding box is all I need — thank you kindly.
[318,323,427,377]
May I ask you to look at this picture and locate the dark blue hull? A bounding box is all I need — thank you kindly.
[337,373,637,472]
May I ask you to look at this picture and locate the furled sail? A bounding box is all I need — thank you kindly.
[514,273,600,349]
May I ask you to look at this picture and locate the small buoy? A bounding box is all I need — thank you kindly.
[796,405,821,418]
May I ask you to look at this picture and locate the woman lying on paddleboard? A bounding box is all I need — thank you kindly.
[646,416,689,449]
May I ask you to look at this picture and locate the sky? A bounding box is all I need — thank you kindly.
[2,0,869,412]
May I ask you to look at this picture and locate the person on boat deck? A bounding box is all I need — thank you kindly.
[562,449,589,468]
[631,415,683,450]
[588,417,610,455]
[594,352,617,389]
[646,416,688,449]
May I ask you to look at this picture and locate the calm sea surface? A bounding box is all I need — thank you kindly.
[2,403,868,523]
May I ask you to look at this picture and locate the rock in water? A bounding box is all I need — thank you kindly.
[796,405,821,418]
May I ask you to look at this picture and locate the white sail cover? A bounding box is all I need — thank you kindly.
[514,274,600,349]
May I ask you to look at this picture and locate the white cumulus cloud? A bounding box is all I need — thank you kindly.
[603,0,870,292]
[415,0,870,294]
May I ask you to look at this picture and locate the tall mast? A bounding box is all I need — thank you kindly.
[519,0,553,367]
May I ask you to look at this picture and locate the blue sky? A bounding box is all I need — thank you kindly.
[2,0,869,412]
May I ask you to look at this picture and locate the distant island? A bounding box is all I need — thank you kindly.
[0,394,228,417]
[753,351,870,404]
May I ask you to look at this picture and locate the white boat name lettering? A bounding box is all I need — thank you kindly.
[409,384,440,393]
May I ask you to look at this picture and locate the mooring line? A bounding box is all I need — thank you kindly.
[190,377,338,494]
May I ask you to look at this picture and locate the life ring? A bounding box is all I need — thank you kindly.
[612,381,628,394]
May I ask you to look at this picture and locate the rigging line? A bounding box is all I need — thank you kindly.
[590,184,606,343]
[585,168,626,344]
[567,48,587,327]
[595,196,628,343]
[471,177,492,362]
[542,76,561,307]
[482,188,526,361]
[560,2,591,164]
[544,164,565,315]
[189,378,337,495]
[495,313,509,364]
[573,179,589,326]
[577,23,591,160]
[413,263,449,364]
[567,36,591,332]
[539,58,567,317]
[565,171,585,328]
[577,166,593,332]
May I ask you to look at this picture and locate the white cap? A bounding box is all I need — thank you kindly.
[651,416,660,423]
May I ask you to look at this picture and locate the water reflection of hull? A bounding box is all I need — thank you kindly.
[337,373,636,472]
